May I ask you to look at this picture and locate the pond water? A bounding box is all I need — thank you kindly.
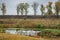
[5,29,41,36]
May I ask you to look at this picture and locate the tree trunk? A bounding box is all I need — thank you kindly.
[34,10,36,16]
[42,11,43,16]
[21,10,23,15]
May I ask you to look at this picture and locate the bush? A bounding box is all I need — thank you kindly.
[35,24,44,29]
[16,24,20,28]
[0,28,5,33]
[56,24,60,29]
[37,30,60,37]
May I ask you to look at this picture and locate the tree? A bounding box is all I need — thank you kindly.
[19,3,24,15]
[55,2,60,16]
[17,4,20,15]
[1,3,6,15]
[24,3,29,15]
[40,4,45,15]
[32,2,39,16]
[46,2,53,15]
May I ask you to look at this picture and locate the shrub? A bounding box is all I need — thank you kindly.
[16,24,20,28]
[56,24,60,29]
[0,28,5,33]
[37,30,60,37]
[35,24,44,29]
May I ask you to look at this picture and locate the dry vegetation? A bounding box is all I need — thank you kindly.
[0,33,60,40]
[0,18,60,28]
[0,33,42,40]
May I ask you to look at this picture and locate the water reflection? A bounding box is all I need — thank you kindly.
[5,29,41,36]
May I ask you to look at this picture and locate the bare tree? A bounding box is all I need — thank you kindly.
[20,3,24,15]
[1,3,6,15]
[24,3,29,16]
[17,4,20,15]
[55,2,60,16]
[32,2,39,16]
[40,4,45,15]
[46,2,53,16]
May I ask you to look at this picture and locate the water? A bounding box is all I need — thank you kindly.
[5,29,41,36]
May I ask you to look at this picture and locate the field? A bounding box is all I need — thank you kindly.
[0,18,60,28]
[0,18,60,40]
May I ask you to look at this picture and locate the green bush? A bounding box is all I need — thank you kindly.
[37,29,60,37]
[56,24,60,29]
[0,28,5,33]
[35,24,44,29]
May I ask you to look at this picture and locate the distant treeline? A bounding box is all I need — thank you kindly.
[0,15,60,19]
[0,1,60,16]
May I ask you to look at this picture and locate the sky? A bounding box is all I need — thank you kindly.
[0,0,58,15]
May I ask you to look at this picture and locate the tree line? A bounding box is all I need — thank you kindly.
[0,1,60,16]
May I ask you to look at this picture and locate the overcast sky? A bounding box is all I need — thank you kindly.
[0,0,58,15]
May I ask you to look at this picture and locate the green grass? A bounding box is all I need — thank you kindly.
[45,29,60,33]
